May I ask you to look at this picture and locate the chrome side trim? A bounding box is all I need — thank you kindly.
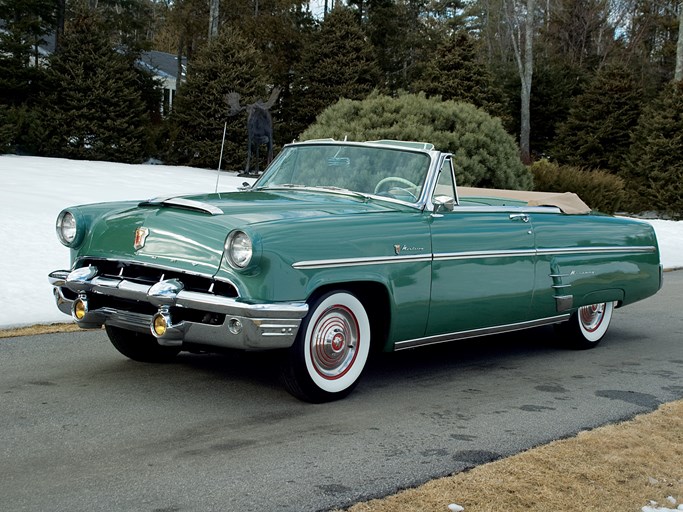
[292,254,432,270]
[393,314,571,351]
[537,246,657,256]
[437,206,563,214]
[292,245,657,270]
[433,249,536,261]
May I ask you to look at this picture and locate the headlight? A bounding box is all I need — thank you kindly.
[56,210,78,247]
[226,230,253,269]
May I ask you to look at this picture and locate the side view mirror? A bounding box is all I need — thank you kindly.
[433,195,455,213]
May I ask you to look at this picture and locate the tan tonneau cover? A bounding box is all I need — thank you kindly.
[457,187,591,215]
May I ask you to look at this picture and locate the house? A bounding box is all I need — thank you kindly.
[1,22,186,116]
[137,50,187,116]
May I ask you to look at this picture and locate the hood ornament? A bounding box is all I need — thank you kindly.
[134,227,149,250]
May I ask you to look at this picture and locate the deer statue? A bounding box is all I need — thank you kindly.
[225,87,280,176]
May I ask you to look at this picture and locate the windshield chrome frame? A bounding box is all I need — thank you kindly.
[251,140,446,210]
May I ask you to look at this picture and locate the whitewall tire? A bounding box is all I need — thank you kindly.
[282,291,371,402]
[555,301,615,349]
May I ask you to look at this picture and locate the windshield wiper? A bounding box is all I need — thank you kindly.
[258,184,372,202]
[254,183,304,190]
[314,186,371,201]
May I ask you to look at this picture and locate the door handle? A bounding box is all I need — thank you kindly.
[509,213,529,223]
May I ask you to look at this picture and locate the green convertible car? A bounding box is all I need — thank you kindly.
[49,140,663,402]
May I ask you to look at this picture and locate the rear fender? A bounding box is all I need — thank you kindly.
[578,289,624,309]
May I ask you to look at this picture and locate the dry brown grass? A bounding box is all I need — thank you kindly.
[343,400,683,512]
[0,322,82,338]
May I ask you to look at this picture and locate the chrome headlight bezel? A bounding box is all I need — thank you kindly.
[225,230,254,269]
[56,209,84,248]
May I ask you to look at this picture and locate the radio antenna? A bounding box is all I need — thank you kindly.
[215,121,228,193]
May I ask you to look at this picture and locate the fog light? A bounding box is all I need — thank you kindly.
[228,318,243,335]
[152,311,170,337]
[72,296,88,321]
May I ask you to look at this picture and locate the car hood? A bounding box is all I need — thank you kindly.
[77,189,407,277]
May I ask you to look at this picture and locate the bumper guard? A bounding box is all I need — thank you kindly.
[48,268,308,351]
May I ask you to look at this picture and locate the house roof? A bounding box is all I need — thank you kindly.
[138,50,186,80]
[0,25,186,82]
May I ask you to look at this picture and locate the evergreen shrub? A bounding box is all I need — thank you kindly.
[301,92,532,190]
[0,105,14,153]
[0,104,42,155]
[531,159,625,214]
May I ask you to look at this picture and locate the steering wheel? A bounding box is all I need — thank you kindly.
[373,177,419,201]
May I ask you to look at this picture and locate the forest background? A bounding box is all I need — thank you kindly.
[1,0,682,217]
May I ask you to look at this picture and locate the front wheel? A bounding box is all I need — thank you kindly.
[281,291,371,403]
[555,301,615,349]
[105,325,181,363]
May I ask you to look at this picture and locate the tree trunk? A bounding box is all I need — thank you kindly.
[506,0,535,164]
[208,0,219,39]
[176,32,185,95]
[55,0,65,52]
[676,1,683,82]
[520,0,533,164]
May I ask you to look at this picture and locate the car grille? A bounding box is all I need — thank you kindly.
[78,258,239,298]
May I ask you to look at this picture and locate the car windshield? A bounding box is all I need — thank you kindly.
[255,143,431,203]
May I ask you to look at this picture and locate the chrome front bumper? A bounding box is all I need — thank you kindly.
[49,268,308,351]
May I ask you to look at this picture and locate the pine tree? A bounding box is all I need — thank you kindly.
[626,81,683,218]
[550,64,644,172]
[365,0,433,92]
[35,13,153,163]
[289,7,381,139]
[412,31,506,120]
[527,59,587,156]
[166,28,271,170]
[233,5,315,146]
[0,0,55,152]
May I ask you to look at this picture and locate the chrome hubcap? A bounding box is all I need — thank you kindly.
[310,305,359,380]
[579,303,605,333]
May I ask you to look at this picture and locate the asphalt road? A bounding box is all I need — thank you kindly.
[2,271,682,512]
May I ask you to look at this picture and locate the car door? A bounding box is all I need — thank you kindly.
[425,158,537,337]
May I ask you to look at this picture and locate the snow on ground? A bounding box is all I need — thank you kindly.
[0,155,254,329]
[1,154,681,329]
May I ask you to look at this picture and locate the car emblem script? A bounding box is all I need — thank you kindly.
[394,244,402,255]
[134,227,149,250]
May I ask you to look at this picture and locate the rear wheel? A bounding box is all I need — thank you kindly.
[105,325,180,363]
[555,302,615,349]
[281,291,371,403]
